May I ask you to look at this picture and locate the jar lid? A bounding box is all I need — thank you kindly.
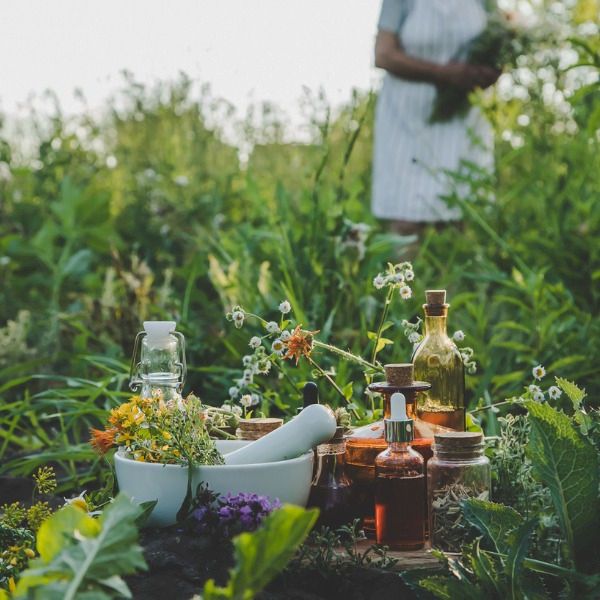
[434,431,483,446]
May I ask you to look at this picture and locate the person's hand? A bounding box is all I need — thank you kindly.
[439,61,500,91]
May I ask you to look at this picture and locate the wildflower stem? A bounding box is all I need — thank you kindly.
[370,286,395,365]
[313,340,384,374]
[306,356,361,421]
[271,361,304,398]
[469,400,513,414]
[306,356,347,402]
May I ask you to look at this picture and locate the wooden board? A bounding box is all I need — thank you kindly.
[355,539,443,571]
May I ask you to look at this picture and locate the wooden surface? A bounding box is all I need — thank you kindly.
[355,538,443,571]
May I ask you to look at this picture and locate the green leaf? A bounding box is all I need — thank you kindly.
[36,505,101,562]
[504,518,539,598]
[469,540,504,597]
[342,382,354,402]
[419,575,486,599]
[375,337,393,353]
[525,401,599,573]
[460,499,524,554]
[203,505,318,600]
[555,377,586,406]
[16,494,146,599]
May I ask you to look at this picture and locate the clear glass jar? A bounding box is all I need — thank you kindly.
[428,432,491,553]
[129,321,186,402]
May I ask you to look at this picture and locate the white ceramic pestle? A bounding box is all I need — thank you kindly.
[224,404,337,465]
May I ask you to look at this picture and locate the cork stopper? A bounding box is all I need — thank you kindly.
[384,364,414,386]
[236,417,283,441]
[434,431,483,446]
[425,290,447,306]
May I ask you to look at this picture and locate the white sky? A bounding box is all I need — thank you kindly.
[0,0,383,133]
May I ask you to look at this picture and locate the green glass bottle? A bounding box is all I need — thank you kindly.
[412,290,465,431]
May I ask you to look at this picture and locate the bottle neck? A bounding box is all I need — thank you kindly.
[388,441,410,453]
[424,315,449,337]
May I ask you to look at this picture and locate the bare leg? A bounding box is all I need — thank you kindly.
[388,220,426,260]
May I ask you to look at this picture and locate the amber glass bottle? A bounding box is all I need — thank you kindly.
[345,364,433,537]
[412,290,465,431]
[375,392,425,550]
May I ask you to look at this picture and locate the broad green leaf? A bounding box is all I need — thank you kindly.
[504,518,539,599]
[16,494,146,599]
[460,499,524,554]
[525,401,599,573]
[36,505,101,561]
[203,505,318,600]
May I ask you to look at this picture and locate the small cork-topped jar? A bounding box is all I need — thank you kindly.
[428,432,491,553]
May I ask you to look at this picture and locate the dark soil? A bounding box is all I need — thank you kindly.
[125,524,433,600]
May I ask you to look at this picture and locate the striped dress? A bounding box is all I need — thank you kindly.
[371,0,494,222]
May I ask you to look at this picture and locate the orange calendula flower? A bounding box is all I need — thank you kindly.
[281,325,320,365]
[89,426,118,455]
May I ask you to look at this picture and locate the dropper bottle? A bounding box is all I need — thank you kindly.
[375,392,425,550]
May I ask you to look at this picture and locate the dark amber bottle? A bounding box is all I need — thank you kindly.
[375,392,425,550]
[307,427,354,530]
[412,290,465,431]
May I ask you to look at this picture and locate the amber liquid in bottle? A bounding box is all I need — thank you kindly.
[375,441,425,550]
[375,474,425,550]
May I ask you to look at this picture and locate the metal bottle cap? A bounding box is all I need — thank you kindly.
[384,392,414,443]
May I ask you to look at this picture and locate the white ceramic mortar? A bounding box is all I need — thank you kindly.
[114,440,314,527]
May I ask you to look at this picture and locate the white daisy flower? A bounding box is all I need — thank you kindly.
[408,332,421,344]
[280,330,291,341]
[228,386,239,398]
[272,338,285,353]
[533,391,545,403]
[257,360,271,374]
[249,336,261,349]
[404,269,415,281]
[400,285,412,299]
[232,310,245,328]
[240,394,253,408]
[548,386,562,400]
[250,393,260,406]
[528,384,541,394]
[394,272,405,284]
[279,301,291,314]
[266,321,279,334]
[231,405,243,417]
[373,275,386,289]
[532,365,546,380]
[453,330,465,342]
[242,355,253,366]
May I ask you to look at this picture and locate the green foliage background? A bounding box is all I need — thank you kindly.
[0,0,599,490]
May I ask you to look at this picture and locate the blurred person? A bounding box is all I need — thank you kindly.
[371,0,500,249]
